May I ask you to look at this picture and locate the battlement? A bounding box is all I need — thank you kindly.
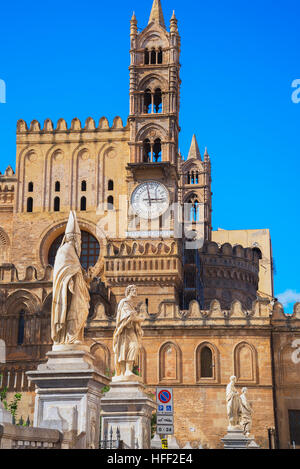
[200,241,262,263]
[0,264,53,283]
[16,116,128,134]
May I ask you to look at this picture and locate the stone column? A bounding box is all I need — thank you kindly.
[26,344,110,449]
[100,376,156,449]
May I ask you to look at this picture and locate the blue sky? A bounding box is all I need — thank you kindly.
[0,0,299,312]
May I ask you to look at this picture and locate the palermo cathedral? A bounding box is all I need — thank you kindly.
[0,0,299,449]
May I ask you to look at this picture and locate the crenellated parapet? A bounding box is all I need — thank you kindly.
[271,301,300,328]
[0,264,53,284]
[104,239,183,287]
[16,116,129,143]
[87,296,300,330]
[199,241,262,310]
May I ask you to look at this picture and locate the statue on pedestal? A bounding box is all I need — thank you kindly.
[240,387,253,436]
[226,376,242,429]
[51,211,94,345]
[112,285,143,379]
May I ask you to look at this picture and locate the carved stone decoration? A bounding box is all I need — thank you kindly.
[240,387,253,436]
[51,211,94,345]
[226,376,242,430]
[112,285,143,381]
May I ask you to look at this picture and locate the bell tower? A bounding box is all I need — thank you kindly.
[129,0,181,167]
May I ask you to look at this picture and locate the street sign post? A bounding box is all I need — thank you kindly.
[156,387,174,436]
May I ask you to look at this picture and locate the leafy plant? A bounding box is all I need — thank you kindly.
[0,374,22,420]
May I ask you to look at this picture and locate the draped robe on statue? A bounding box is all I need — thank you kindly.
[112,299,143,367]
[226,379,241,427]
[51,240,90,345]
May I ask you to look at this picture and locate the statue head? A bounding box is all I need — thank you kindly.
[242,387,247,394]
[230,375,236,384]
[125,284,137,299]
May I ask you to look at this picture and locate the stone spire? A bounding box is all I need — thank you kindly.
[204,147,210,161]
[148,0,165,28]
[188,134,201,160]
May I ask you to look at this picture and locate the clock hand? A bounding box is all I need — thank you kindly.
[146,183,151,207]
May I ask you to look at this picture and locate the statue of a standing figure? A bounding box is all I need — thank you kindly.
[51,211,94,345]
[226,376,242,428]
[240,387,253,436]
[113,285,143,379]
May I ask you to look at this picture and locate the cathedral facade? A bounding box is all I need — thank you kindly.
[0,0,299,449]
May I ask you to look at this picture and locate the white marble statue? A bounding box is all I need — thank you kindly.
[226,376,242,428]
[112,285,143,379]
[51,211,94,345]
[240,387,253,436]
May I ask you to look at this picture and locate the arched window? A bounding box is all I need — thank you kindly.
[107,196,114,210]
[196,343,218,382]
[144,48,150,65]
[108,180,114,191]
[144,89,152,114]
[151,48,156,64]
[28,182,33,192]
[27,197,33,213]
[54,196,60,212]
[48,230,100,271]
[153,138,162,162]
[234,342,257,383]
[154,88,162,114]
[187,197,200,222]
[200,346,213,378]
[159,342,181,382]
[158,48,163,64]
[17,311,25,345]
[80,196,86,211]
[143,139,151,162]
[81,180,87,192]
[55,181,60,192]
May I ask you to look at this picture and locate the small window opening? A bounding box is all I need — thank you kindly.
[55,181,60,192]
[80,196,86,211]
[28,182,33,192]
[81,180,87,192]
[54,196,60,212]
[154,88,162,113]
[108,180,114,191]
[107,196,114,210]
[27,197,33,212]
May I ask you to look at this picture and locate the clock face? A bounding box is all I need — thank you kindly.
[131,181,170,219]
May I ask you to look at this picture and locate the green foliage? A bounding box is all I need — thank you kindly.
[101,368,112,394]
[151,412,157,439]
[0,374,22,420]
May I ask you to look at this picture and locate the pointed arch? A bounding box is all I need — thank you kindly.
[234,341,258,384]
[195,342,220,383]
[159,341,182,383]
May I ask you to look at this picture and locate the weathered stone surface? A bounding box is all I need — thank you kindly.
[26,345,110,449]
[101,380,156,449]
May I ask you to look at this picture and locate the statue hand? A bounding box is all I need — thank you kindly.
[68,278,75,294]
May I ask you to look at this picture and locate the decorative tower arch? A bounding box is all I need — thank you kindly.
[129,0,181,165]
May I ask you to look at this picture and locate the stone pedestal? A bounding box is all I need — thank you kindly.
[26,344,110,449]
[221,427,259,449]
[100,376,156,449]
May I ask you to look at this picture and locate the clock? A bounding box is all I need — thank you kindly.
[131,181,170,219]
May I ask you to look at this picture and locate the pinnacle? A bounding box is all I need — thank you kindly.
[148,0,165,28]
[188,134,201,160]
